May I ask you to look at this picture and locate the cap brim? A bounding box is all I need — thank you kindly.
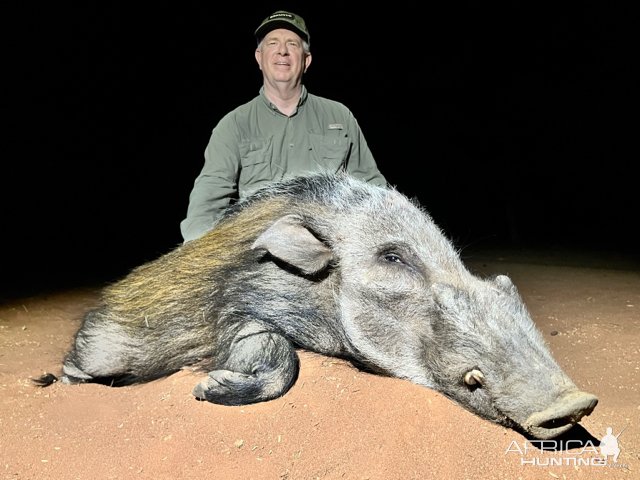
[255,20,308,43]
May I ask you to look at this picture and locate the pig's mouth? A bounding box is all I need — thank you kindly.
[521,390,599,440]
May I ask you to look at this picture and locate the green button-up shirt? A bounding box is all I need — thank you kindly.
[180,86,387,242]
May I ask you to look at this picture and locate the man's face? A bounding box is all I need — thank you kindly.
[255,28,311,85]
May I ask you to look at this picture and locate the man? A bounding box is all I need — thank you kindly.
[180,10,387,242]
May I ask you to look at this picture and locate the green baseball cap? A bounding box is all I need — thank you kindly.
[255,10,310,45]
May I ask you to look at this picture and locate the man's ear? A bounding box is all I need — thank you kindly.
[304,53,312,73]
[255,48,263,70]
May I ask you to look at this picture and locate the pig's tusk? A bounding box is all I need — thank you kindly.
[464,369,485,386]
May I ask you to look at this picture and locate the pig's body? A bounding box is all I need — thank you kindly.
[36,172,597,439]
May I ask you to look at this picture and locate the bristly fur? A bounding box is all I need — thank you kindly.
[34,171,596,438]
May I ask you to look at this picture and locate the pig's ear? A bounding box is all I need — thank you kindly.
[251,214,333,275]
[493,274,518,295]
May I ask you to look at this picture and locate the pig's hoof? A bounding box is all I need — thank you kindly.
[192,370,258,406]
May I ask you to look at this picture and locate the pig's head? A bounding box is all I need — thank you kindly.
[334,251,597,439]
[335,243,598,439]
[249,176,597,440]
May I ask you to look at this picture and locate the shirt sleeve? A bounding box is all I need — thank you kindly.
[343,111,388,188]
[180,114,241,242]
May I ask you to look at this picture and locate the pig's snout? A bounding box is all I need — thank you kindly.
[523,390,598,439]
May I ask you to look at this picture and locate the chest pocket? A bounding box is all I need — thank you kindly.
[238,137,273,196]
[309,133,351,172]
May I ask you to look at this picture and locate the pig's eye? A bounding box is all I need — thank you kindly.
[382,253,403,264]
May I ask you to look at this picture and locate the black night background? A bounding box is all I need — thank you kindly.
[2,2,637,298]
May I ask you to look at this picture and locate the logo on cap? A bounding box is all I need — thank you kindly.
[269,13,294,21]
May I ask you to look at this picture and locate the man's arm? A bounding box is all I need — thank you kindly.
[180,117,241,242]
[343,111,387,187]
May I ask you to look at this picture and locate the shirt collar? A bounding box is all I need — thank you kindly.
[259,85,308,113]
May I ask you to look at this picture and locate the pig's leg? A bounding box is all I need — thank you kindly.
[59,313,144,385]
[192,325,299,405]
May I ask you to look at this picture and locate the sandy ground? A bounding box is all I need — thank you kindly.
[1,248,638,480]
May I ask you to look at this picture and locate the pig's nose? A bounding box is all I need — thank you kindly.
[523,390,599,439]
